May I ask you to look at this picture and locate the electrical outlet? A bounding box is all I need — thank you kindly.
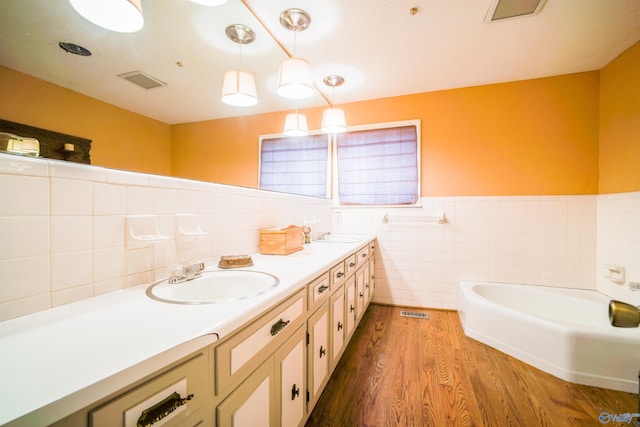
[604,264,625,284]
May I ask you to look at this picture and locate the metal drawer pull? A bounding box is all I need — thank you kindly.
[270,318,290,336]
[350,304,355,313]
[336,272,344,278]
[137,392,194,427]
[361,253,367,258]
[318,284,329,294]
[291,384,300,400]
[337,321,343,331]
[349,262,356,267]
[359,292,364,298]
[319,345,326,358]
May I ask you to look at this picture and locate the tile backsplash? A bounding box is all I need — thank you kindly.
[336,193,640,309]
[0,153,331,321]
[2,152,638,320]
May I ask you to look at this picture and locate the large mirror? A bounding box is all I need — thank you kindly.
[1,0,638,194]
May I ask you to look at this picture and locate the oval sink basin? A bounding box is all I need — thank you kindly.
[147,270,279,304]
[315,236,361,243]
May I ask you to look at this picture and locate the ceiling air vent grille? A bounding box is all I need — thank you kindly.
[118,71,167,90]
[485,0,547,23]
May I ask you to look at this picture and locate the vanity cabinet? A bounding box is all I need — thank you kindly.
[214,288,306,394]
[216,324,307,427]
[307,301,330,411]
[329,286,346,370]
[40,239,375,427]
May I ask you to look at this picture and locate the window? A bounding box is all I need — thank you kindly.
[335,124,419,205]
[258,133,329,198]
[258,120,420,206]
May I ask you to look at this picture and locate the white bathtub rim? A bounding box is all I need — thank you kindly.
[458,281,640,393]
[459,281,638,339]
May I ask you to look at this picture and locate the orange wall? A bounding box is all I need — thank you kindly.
[173,72,600,196]
[0,66,172,175]
[599,41,640,194]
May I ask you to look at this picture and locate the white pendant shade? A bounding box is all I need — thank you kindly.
[277,58,314,99]
[321,108,346,133]
[283,113,309,136]
[69,0,143,33]
[221,70,258,107]
[190,0,228,5]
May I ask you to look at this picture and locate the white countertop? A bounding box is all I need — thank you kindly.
[0,236,374,426]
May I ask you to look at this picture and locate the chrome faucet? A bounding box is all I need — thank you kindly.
[168,261,205,284]
[316,231,331,241]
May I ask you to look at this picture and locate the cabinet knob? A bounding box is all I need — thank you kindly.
[319,345,326,358]
[291,384,300,400]
[359,292,363,298]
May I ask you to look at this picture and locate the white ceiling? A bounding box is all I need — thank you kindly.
[1,0,639,125]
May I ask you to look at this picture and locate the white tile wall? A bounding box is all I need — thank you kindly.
[1,152,638,320]
[597,192,640,306]
[0,153,332,321]
[334,196,600,310]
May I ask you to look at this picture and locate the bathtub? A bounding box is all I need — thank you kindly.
[458,281,640,393]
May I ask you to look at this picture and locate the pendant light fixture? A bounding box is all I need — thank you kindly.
[69,0,143,33]
[221,24,258,107]
[321,75,347,133]
[283,112,309,137]
[277,9,314,99]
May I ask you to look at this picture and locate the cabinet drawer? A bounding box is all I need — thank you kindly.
[345,254,357,276]
[330,261,347,289]
[308,272,330,311]
[356,246,370,267]
[90,350,207,427]
[215,289,306,394]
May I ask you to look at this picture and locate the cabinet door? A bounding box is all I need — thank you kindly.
[355,267,365,322]
[368,257,375,303]
[362,262,371,310]
[216,359,275,427]
[307,302,329,410]
[275,326,306,427]
[330,286,346,370]
[345,276,357,339]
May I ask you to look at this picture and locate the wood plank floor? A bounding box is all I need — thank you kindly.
[305,304,638,427]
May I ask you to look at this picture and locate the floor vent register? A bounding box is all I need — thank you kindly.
[400,310,429,319]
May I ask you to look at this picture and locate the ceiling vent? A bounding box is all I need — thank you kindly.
[485,0,547,23]
[118,71,167,89]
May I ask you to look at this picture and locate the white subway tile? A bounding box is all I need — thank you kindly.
[0,256,50,302]
[51,178,92,215]
[0,217,49,259]
[51,284,93,307]
[93,216,125,249]
[0,294,51,322]
[51,216,92,253]
[51,251,92,291]
[93,246,126,282]
[0,153,48,177]
[49,159,106,182]
[127,186,155,215]
[0,175,49,216]
[94,183,126,215]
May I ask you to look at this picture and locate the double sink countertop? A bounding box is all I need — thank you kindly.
[0,235,374,426]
